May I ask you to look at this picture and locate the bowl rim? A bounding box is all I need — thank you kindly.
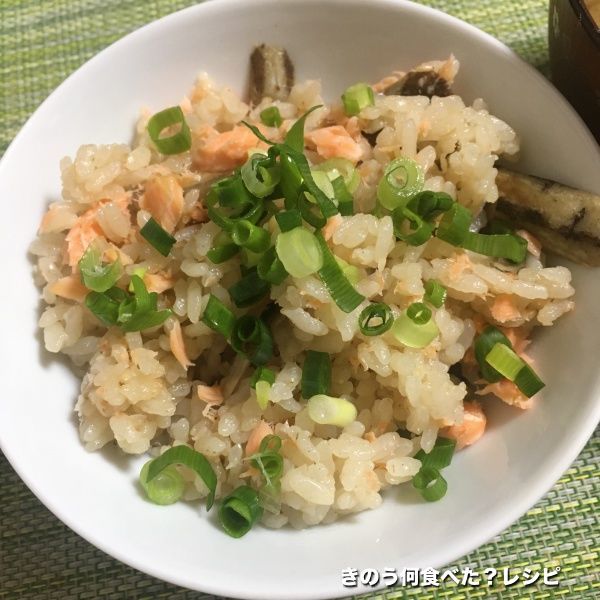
[1,0,600,598]
[569,0,600,47]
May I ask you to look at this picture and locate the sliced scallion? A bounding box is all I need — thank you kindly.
[275,209,303,233]
[146,106,191,155]
[334,257,361,285]
[78,243,122,293]
[377,157,424,211]
[474,326,512,383]
[139,460,184,506]
[392,206,434,246]
[207,243,239,263]
[435,203,472,246]
[301,350,332,399]
[250,366,276,389]
[485,342,525,381]
[424,280,447,308]
[284,105,322,152]
[331,175,354,216]
[241,153,280,198]
[514,364,545,397]
[313,157,360,193]
[358,303,394,337]
[140,217,176,257]
[201,294,235,338]
[414,437,456,471]
[255,379,272,410]
[147,445,217,510]
[461,231,527,264]
[219,485,263,538]
[257,246,288,285]
[315,232,365,313]
[231,219,271,253]
[391,304,439,348]
[275,227,324,279]
[341,83,375,116]
[230,315,273,366]
[307,394,357,427]
[260,106,283,128]
[229,268,270,308]
[412,466,448,502]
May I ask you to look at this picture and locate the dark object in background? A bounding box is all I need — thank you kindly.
[549,0,600,142]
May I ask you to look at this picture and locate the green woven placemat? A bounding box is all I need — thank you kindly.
[0,1,598,598]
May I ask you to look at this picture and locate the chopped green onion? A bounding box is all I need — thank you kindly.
[483,343,544,397]
[140,217,176,257]
[284,105,322,152]
[301,350,332,399]
[341,83,375,116]
[230,315,273,366]
[250,366,276,388]
[313,158,360,193]
[297,191,328,229]
[250,435,283,481]
[279,151,303,208]
[331,176,354,216]
[408,191,455,219]
[514,364,545,397]
[414,437,456,471]
[334,257,361,285]
[435,203,472,246]
[240,121,275,146]
[461,232,527,264]
[424,280,447,308]
[275,209,303,233]
[229,268,270,308]
[206,178,264,232]
[202,294,235,338]
[241,153,280,198]
[412,437,455,502]
[315,232,365,313]
[412,467,448,502]
[485,342,525,381]
[78,244,122,292]
[85,289,123,326]
[207,243,239,263]
[147,445,217,510]
[219,485,263,538]
[392,206,434,246]
[284,148,339,220]
[257,246,288,285]
[139,460,184,506]
[146,106,191,155]
[307,394,357,427]
[377,157,425,211]
[391,305,439,348]
[255,379,272,410]
[128,267,147,292]
[407,302,432,325]
[117,275,171,332]
[231,220,271,253]
[212,174,255,209]
[276,227,323,279]
[474,326,512,383]
[260,106,283,127]
[310,169,335,200]
[358,303,394,336]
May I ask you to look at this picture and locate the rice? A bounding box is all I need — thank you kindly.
[30,59,575,530]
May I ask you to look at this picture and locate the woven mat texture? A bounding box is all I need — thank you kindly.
[0,0,598,598]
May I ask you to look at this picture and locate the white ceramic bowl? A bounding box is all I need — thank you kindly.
[1,0,599,598]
